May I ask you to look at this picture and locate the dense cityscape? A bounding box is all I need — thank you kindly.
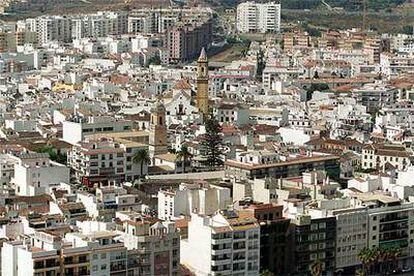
[0,0,413,275]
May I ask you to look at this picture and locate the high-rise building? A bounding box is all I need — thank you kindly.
[181,210,260,275]
[237,202,291,275]
[196,48,209,116]
[34,16,72,45]
[289,213,336,274]
[120,216,181,276]
[236,1,281,33]
[166,21,212,63]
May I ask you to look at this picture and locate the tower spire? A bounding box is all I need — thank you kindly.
[198,47,207,62]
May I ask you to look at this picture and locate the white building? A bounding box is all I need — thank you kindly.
[331,207,368,270]
[362,144,412,171]
[13,153,69,196]
[62,115,134,145]
[181,211,260,275]
[236,1,281,33]
[158,182,232,220]
[68,136,149,185]
[0,154,19,191]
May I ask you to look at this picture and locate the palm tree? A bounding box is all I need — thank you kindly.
[260,270,275,276]
[355,268,365,276]
[358,247,374,275]
[132,148,150,177]
[309,259,324,276]
[388,247,401,273]
[175,145,193,173]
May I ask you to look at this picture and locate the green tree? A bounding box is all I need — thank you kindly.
[38,146,67,164]
[358,247,401,275]
[358,247,375,275]
[132,148,150,177]
[148,55,161,66]
[167,146,177,154]
[176,145,193,173]
[402,25,414,35]
[200,114,224,169]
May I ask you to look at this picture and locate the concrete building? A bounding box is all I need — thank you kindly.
[367,202,414,269]
[1,229,128,276]
[119,213,180,276]
[0,154,19,192]
[289,213,336,275]
[236,1,281,33]
[158,182,232,220]
[68,136,148,186]
[225,153,340,180]
[362,144,412,171]
[181,210,260,275]
[13,153,69,196]
[237,202,291,275]
[166,21,212,63]
[330,208,368,274]
[62,115,134,145]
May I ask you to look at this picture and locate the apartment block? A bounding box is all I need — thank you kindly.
[181,210,260,275]
[120,215,180,276]
[236,1,281,33]
[68,136,148,186]
[166,21,212,63]
[289,214,336,274]
[13,153,69,196]
[237,202,291,274]
[158,182,231,220]
[362,144,411,171]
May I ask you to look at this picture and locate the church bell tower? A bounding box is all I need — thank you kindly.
[149,101,168,159]
[196,47,209,116]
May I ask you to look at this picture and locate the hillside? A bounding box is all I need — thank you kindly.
[282,0,408,11]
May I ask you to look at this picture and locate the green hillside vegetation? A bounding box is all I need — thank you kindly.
[283,0,407,11]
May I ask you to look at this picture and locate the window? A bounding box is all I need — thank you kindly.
[101,253,106,259]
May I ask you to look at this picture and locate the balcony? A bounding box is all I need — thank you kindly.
[211,272,232,276]
[233,255,246,262]
[110,264,126,272]
[212,238,232,245]
[211,259,231,266]
[233,234,246,240]
[233,242,246,251]
[211,248,232,255]
[100,167,115,175]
